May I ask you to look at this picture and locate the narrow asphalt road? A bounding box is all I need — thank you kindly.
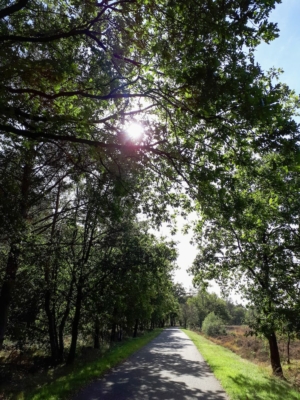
[73,328,229,400]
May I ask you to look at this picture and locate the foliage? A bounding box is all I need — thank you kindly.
[179,301,198,329]
[178,289,243,330]
[190,143,300,375]
[229,305,246,325]
[0,0,298,382]
[202,312,226,337]
[1,158,177,364]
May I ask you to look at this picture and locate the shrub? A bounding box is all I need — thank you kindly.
[202,312,226,336]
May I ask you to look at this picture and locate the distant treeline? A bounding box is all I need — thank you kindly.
[174,284,246,329]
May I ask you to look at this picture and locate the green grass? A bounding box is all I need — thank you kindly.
[17,329,163,400]
[182,329,300,400]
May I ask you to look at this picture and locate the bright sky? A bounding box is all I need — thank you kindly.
[162,0,300,296]
[255,0,300,96]
[157,214,198,292]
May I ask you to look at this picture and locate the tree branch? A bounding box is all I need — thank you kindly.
[0,28,89,42]
[0,0,29,19]
[0,123,173,158]
[4,86,149,100]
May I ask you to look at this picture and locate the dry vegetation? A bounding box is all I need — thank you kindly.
[201,325,300,389]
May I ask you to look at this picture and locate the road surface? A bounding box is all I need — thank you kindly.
[74,327,229,400]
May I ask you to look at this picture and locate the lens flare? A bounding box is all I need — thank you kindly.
[125,122,144,140]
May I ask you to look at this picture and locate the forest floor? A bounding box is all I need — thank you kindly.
[202,325,300,389]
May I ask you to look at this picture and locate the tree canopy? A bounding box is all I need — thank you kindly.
[190,145,300,375]
[1,0,300,378]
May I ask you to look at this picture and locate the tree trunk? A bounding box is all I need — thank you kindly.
[267,331,284,377]
[44,183,61,363]
[94,318,100,349]
[67,284,82,365]
[287,332,291,364]
[45,289,59,363]
[110,323,116,342]
[0,153,33,347]
[58,274,75,362]
[0,245,20,348]
[133,319,138,338]
[118,325,123,342]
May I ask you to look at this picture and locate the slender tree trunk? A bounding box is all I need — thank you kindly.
[0,245,20,347]
[133,319,138,338]
[110,323,116,342]
[287,332,291,364]
[118,325,123,342]
[94,318,100,349]
[260,242,283,376]
[45,182,60,363]
[58,278,74,361]
[67,284,82,364]
[58,313,68,362]
[0,153,33,347]
[58,323,65,362]
[267,331,284,377]
[45,289,59,363]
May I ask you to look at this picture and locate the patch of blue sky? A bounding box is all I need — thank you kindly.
[255,0,300,97]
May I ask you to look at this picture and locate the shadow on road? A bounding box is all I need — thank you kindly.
[74,328,227,400]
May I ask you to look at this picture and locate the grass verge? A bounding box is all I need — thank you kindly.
[182,329,300,400]
[17,329,163,400]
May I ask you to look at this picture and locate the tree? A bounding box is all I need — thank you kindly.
[0,138,78,348]
[0,0,285,201]
[226,300,246,325]
[179,300,198,329]
[3,174,179,362]
[0,0,293,360]
[190,147,300,377]
[185,290,231,329]
[202,312,226,337]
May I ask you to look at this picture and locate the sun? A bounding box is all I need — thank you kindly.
[125,122,144,141]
